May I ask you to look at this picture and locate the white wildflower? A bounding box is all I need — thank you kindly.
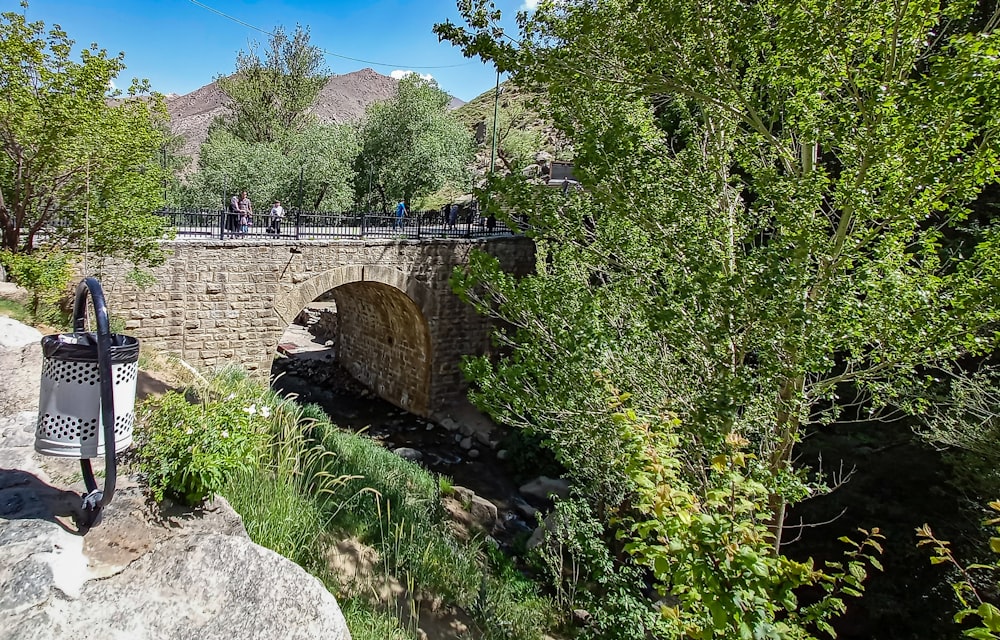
[221,430,229,439]
[261,406,271,419]
[243,404,257,415]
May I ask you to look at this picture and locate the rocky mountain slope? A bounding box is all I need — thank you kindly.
[166,68,465,165]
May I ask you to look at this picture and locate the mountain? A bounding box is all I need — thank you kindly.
[304,68,399,124]
[165,68,464,166]
[165,81,229,161]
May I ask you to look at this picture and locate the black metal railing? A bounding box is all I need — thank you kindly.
[156,208,513,241]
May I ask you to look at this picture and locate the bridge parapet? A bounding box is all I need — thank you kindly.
[99,237,534,416]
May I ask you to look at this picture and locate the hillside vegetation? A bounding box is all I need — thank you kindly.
[452,80,571,176]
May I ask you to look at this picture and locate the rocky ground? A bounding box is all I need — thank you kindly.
[0,313,351,640]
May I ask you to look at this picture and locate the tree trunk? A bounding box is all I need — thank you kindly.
[768,373,804,555]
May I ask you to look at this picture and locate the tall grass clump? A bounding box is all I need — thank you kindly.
[136,366,556,640]
[308,417,555,640]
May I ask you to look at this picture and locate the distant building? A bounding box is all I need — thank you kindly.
[549,161,575,182]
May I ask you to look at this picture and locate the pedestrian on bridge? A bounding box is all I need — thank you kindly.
[226,193,240,236]
[268,200,285,235]
[238,190,253,237]
[394,200,406,231]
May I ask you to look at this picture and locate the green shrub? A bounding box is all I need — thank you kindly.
[0,249,75,323]
[919,500,1000,638]
[134,372,270,505]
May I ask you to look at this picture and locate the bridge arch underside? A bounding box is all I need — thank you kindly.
[329,281,432,416]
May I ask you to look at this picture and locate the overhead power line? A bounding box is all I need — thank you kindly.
[186,0,474,70]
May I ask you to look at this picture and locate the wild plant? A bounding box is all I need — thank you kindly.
[919,501,1000,638]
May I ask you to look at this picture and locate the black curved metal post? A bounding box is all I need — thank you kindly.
[73,277,118,527]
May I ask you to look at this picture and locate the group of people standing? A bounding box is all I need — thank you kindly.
[226,191,285,237]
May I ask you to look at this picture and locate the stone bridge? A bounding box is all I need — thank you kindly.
[99,237,534,417]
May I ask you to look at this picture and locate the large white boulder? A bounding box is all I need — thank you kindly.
[0,317,42,416]
[0,316,353,640]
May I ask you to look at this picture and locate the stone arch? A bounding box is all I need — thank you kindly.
[270,265,435,416]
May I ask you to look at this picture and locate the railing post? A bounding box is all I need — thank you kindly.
[361,211,366,238]
[219,209,225,240]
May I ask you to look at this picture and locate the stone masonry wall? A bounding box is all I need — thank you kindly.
[334,282,431,415]
[98,237,534,416]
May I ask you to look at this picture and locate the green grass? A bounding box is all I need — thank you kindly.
[0,294,71,331]
[0,298,31,323]
[223,468,331,573]
[338,598,417,640]
[138,367,558,640]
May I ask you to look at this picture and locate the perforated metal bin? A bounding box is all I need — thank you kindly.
[35,332,140,458]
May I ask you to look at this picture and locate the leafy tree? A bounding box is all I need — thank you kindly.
[285,122,359,211]
[0,8,170,263]
[0,249,74,322]
[217,25,327,146]
[356,74,472,211]
[183,122,357,212]
[188,24,356,212]
[439,0,1000,635]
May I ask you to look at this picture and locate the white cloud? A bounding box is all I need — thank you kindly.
[390,69,434,83]
[521,0,539,10]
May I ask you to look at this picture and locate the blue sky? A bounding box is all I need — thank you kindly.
[16,0,535,102]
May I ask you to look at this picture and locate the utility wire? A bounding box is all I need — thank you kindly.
[187,0,475,70]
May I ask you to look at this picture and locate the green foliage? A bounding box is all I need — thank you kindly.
[0,250,75,321]
[919,500,1000,638]
[531,385,883,638]
[356,74,473,210]
[474,545,558,639]
[216,24,327,146]
[440,1,1000,632]
[183,122,358,211]
[136,367,558,640]
[0,8,170,261]
[531,496,670,638]
[134,368,270,504]
[186,24,357,212]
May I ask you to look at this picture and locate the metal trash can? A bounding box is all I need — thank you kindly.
[33,276,139,527]
[35,331,139,458]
